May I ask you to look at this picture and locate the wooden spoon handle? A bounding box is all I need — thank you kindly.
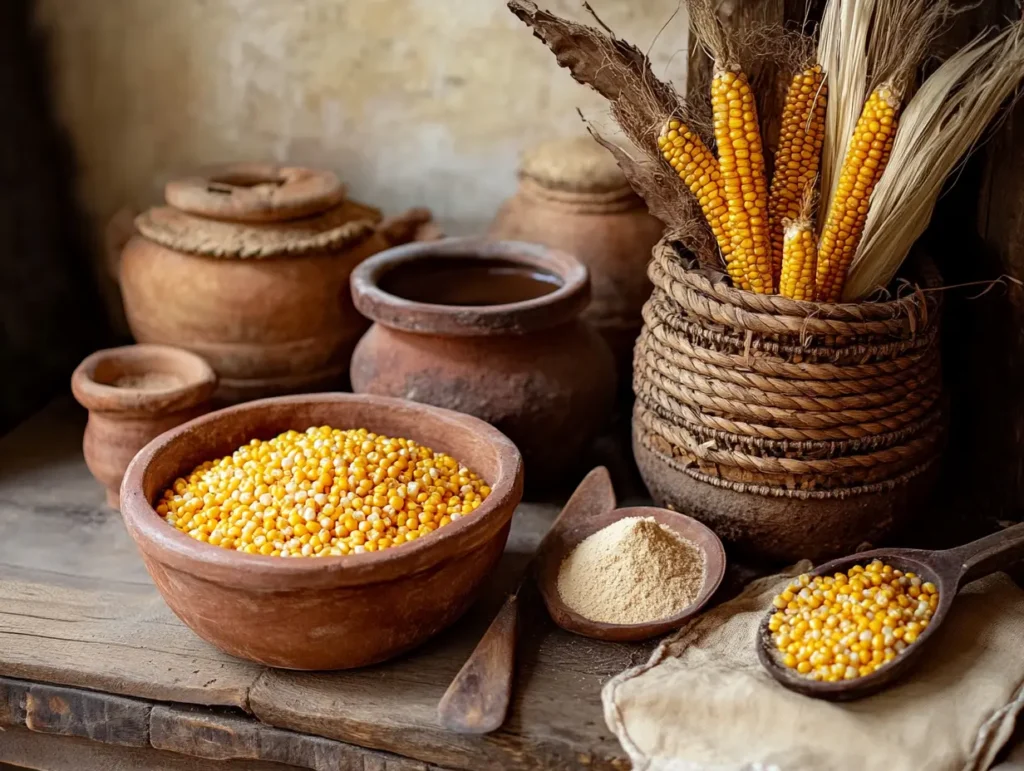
[437,593,518,734]
[945,521,1024,586]
[541,465,617,547]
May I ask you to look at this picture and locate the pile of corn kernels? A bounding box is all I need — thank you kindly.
[768,559,938,681]
[158,426,491,557]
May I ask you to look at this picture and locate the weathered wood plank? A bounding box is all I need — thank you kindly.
[249,516,641,771]
[0,401,264,708]
[150,704,446,771]
[0,400,642,770]
[0,399,153,587]
[0,676,150,748]
[0,571,261,708]
[0,726,299,771]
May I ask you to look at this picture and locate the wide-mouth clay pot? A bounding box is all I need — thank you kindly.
[120,393,524,670]
[350,238,617,489]
[71,344,217,509]
[119,163,435,403]
[490,137,664,375]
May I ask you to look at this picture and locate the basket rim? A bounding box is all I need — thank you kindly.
[643,293,939,367]
[653,237,942,325]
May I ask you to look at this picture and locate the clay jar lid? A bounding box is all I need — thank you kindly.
[351,238,591,337]
[72,344,217,417]
[135,163,382,259]
[518,137,637,207]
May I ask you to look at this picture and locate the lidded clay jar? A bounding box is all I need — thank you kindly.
[490,137,664,372]
[120,163,432,403]
[349,238,616,488]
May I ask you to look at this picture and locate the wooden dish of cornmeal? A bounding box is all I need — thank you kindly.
[536,504,726,642]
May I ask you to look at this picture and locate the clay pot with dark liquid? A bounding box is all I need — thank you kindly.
[489,137,664,374]
[119,163,436,403]
[71,344,217,509]
[350,238,617,487]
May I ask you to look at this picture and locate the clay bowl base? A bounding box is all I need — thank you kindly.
[634,439,939,565]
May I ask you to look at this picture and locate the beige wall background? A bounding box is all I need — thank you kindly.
[36,0,687,248]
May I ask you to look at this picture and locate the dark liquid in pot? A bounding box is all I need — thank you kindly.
[379,257,563,306]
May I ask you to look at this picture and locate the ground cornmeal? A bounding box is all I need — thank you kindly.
[557,516,706,624]
[158,426,490,557]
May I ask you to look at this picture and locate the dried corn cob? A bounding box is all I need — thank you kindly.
[814,86,899,302]
[712,66,773,294]
[768,65,827,286]
[658,120,732,260]
[779,216,818,301]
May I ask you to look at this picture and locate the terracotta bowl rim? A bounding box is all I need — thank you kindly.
[349,236,591,336]
[71,344,217,412]
[120,392,525,590]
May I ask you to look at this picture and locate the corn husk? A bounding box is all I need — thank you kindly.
[817,0,875,219]
[844,24,1024,300]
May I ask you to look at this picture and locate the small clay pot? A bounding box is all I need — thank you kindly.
[120,163,434,403]
[71,345,217,508]
[120,393,524,670]
[489,137,664,372]
[349,238,617,488]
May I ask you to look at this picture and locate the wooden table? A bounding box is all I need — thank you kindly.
[0,399,654,771]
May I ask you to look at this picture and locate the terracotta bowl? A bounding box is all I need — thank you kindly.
[120,393,524,670]
[71,344,217,509]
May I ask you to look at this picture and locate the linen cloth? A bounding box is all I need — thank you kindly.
[603,562,1024,771]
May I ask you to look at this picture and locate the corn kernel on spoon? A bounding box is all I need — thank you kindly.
[757,522,1024,701]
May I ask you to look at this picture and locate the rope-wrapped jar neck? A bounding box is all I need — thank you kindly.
[517,176,642,213]
[517,137,643,214]
[136,163,383,260]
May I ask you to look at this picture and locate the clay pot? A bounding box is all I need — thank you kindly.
[71,345,217,509]
[119,163,434,403]
[489,137,664,372]
[120,393,524,670]
[349,238,617,488]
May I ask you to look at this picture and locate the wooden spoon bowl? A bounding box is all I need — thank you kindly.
[757,522,1024,701]
[536,505,726,642]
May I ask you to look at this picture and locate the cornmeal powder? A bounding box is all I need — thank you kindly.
[557,516,706,624]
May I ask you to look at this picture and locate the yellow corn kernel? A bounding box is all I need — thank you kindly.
[160,426,491,558]
[815,86,899,302]
[769,560,937,681]
[658,119,731,259]
[712,66,772,293]
[768,65,826,284]
[778,216,817,301]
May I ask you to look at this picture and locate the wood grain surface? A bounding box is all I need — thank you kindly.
[0,399,649,770]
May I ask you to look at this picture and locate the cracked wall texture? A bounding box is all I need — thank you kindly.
[35,0,688,242]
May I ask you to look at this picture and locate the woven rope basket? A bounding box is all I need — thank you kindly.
[633,238,945,562]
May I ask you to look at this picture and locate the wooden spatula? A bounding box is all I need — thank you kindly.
[436,466,617,733]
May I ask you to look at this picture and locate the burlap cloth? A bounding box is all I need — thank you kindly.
[603,563,1024,771]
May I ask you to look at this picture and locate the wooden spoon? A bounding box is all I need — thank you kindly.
[437,466,617,734]
[535,501,726,642]
[757,522,1024,701]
